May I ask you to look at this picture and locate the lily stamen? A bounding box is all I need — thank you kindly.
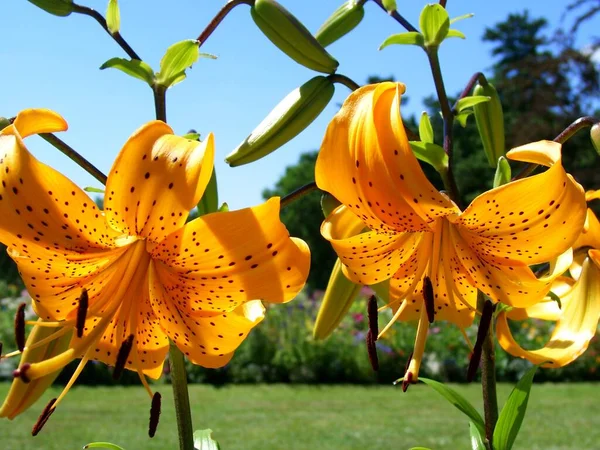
[13,363,31,383]
[148,392,162,438]
[31,398,56,436]
[15,302,26,352]
[76,288,89,339]
[365,330,379,371]
[367,295,379,338]
[113,334,134,380]
[402,371,413,392]
[423,276,435,324]
[2,326,72,359]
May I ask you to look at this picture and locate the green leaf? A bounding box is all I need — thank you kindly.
[381,0,397,12]
[28,0,73,17]
[197,168,218,216]
[419,4,450,47]
[409,141,448,172]
[493,156,511,188]
[379,32,424,50]
[450,13,474,24]
[493,365,539,450]
[194,429,221,450]
[547,290,562,309]
[418,112,434,144]
[455,96,490,113]
[494,303,513,318]
[469,422,486,450]
[106,0,120,34]
[409,448,432,450]
[83,443,126,450]
[456,110,473,127]
[99,58,155,86]
[182,132,201,141]
[84,187,105,193]
[157,40,200,88]
[446,29,466,39]
[418,377,486,437]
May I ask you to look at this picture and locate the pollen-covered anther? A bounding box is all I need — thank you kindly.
[367,295,379,338]
[366,330,379,371]
[148,392,162,438]
[75,288,89,339]
[13,362,31,383]
[402,371,413,392]
[15,302,26,352]
[423,276,435,324]
[466,300,495,382]
[112,334,134,380]
[31,398,57,436]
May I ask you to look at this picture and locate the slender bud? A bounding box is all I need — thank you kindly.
[315,1,365,48]
[366,330,379,371]
[31,398,56,436]
[27,0,74,17]
[473,81,505,167]
[591,123,600,156]
[466,300,495,382]
[423,276,435,324]
[13,363,31,383]
[148,392,162,438]
[367,296,379,338]
[75,288,89,339]
[402,371,413,392]
[15,302,26,352]
[251,0,339,73]
[113,334,134,380]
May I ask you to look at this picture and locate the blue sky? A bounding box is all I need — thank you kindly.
[2,1,597,210]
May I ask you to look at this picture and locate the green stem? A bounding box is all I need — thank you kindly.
[39,133,108,185]
[370,0,418,32]
[153,85,168,122]
[328,74,361,91]
[196,0,254,46]
[280,182,319,209]
[481,325,499,445]
[169,344,195,450]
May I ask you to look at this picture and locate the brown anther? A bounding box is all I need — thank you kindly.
[13,362,31,383]
[148,392,162,438]
[423,276,435,324]
[366,330,379,372]
[75,288,89,339]
[15,302,26,352]
[367,295,379,338]
[402,371,413,392]
[466,300,496,382]
[112,334,134,380]
[32,398,56,436]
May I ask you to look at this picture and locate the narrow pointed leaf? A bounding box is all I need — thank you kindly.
[409,141,448,172]
[197,167,218,216]
[547,290,562,309]
[450,13,474,24]
[456,110,472,127]
[470,422,486,450]
[28,0,73,16]
[83,442,126,450]
[419,112,434,144]
[455,96,490,113]
[194,429,221,450]
[492,365,539,450]
[418,377,485,437]
[157,40,200,87]
[379,32,424,49]
[106,0,120,34]
[84,187,105,193]
[446,29,466,39]
[100,58,155,86]
[493,156,511,188]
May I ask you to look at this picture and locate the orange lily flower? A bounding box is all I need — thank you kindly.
[315,82,586,382]
[0,109,310,421]
[496,191,600,367]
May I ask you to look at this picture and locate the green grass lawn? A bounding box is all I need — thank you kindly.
[0,383,598,449]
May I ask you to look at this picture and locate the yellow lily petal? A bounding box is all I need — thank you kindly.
[574,209,600,250]
[315,82,456,234]
[11,108,68,138]
[456,140,586,265]
[104,122,214,242]
[585,190,600,201]
[321,205,420,285]
[0,122,121,253]
[388,232,432,303]
[506,276,575,321]
[149,261,265,368]
[151,198,310,314]
[497,255,600,367]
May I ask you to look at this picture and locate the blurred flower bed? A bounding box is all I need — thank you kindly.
[0,284,598,385]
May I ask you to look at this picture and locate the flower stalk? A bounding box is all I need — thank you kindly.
[169,344,195,450]
[196,0,254,45]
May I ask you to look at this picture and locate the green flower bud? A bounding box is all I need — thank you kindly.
[226,76,335,166]
[28,0,73,17]
[315,1,365,48]
[251,0,339,73]
[320,193,341,217]
[590,123,600,156]
[473,82,506,167]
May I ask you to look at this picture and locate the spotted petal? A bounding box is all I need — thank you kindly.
[497,254,600,367]
[151,198,310,315]
[104,122,214,243]
[315,82,456,234]
[574,209,600,251]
